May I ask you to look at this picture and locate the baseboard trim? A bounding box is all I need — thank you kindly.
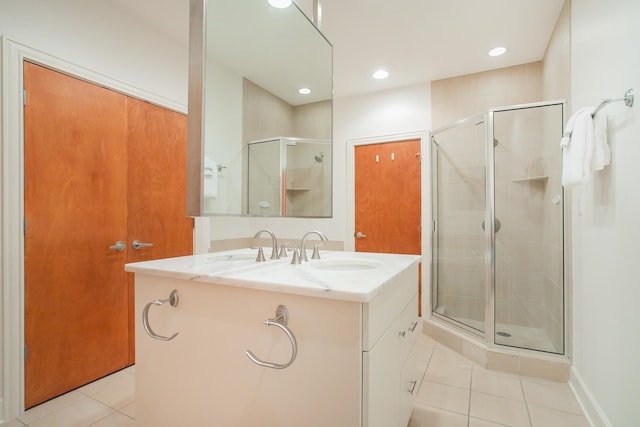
[568,367,612,427]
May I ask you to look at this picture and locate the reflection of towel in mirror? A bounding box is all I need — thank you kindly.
[561,106,594,187]
[204,157,218,198]
[592,111,611,171]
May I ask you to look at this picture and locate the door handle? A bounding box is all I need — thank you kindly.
[132,240,154,250]
[109,241,126,252]
[481,218,502,233]
[355,231,367,239]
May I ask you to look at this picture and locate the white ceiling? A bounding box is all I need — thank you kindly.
[109,0,565,99]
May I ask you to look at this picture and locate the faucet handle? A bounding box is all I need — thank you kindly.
[290,248,302,265]
[255,247,266,262]
[311,243,323,260]
[278,242,290,258]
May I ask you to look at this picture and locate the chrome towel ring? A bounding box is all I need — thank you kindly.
[142,289,179,341]
[245,305,298,369]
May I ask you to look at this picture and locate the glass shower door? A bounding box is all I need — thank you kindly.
[431,115,488,334]
[492,103,565,353]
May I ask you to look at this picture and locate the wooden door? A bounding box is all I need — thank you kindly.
[354,140,421,254]
[354,139,422,311]
[23,62,193,408]
[24,62,130,408]
[126,98,193,360]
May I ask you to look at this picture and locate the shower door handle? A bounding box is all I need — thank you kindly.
[355,231,367,239]
[481,219,501,233]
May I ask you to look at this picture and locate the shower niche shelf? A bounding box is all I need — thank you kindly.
[512,175,549,183]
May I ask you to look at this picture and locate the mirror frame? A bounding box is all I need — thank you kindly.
[186,0,205,216]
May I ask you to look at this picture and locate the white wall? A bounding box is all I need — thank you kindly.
[570,0,640,425]
[0,0,188,107]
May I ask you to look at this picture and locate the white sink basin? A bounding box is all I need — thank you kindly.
[309,258,383,271]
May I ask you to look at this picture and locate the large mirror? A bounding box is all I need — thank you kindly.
[187,0,333,217]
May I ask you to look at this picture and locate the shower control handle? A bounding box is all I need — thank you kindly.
[355,231,367,239]
[481,218,501,233]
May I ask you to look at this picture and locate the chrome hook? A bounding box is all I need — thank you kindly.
[142,290,179,341]
[245,305,298,369]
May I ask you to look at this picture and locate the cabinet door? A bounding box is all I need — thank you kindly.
[363,314,403,427]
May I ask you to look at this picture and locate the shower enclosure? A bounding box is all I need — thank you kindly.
[431,101,565,354]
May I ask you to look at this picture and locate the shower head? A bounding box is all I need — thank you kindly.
[314,152,324,163]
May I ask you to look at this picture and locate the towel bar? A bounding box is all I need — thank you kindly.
[591,88,634,117]
[245,305,298,369]
[142,290,179,341]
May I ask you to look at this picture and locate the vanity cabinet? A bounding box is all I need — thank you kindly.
[128,251,420,427]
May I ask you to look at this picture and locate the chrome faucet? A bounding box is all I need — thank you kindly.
[299,230,328,262]
[252,229,279,261]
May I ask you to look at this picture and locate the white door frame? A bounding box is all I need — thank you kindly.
[0,38,188,422]
[346,131,431,316]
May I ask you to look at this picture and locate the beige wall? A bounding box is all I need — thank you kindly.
[431,62,543,130]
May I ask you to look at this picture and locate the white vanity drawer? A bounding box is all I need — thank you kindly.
[399,294,420,361]
[363,263,419,350]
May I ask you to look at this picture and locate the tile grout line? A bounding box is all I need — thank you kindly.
[520,375,534,427]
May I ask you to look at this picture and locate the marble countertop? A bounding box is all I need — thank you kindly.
[125,249,421,303]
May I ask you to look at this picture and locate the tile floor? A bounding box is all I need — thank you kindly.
[7,334,589,427]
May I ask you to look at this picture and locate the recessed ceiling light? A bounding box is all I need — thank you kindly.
[488,46,507,57]
[372,70,389,80]
[298,87,311,95]
[268,0,292,8]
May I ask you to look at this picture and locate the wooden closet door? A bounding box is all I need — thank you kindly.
[23,63,194,409]
[126,98,193,361]
[24,62,130,408]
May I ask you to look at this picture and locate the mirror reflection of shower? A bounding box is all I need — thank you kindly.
[247,138,332,217]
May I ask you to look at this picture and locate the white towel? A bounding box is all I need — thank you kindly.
[561,106,594,187]
[591,111,611,171]
[203,157,218,198]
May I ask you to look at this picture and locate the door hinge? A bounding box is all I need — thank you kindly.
[24,217,27,235]
[24,344,28,363]
[23,89,27,106]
